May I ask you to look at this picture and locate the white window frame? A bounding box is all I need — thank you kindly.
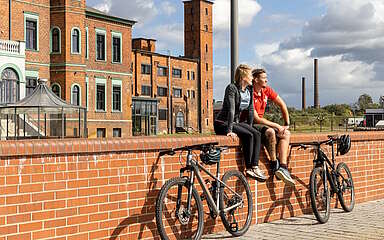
[24,12,39,51]
[95,28,107,62]
[85,27,89,59]
[111,31,122,64]
[50,26,61,54]
[95,77,107,112]
[111,79,122,112]
[71,27,81,55]
[85,76,88,110]
[70,83,81,106]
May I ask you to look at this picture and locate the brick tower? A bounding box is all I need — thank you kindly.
[184,0,213,133]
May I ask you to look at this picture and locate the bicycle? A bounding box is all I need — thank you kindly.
[155,142,253,240]
[291,134,355,223]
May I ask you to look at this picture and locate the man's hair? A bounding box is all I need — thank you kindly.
[234,64,252,84]
[252,68,266,79]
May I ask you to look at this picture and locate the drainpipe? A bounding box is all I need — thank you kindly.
[167,50,172,134]
[9,0,11,40]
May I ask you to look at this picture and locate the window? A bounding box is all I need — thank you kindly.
[141,64,151,74]
[191,24,194,31]
[191,71,195,80]
[26,19,37,50]
[157,87,167,97]
[207,100,209,109]
[159,109,167,120]
[112,84,121,111]
[206,118,209,126]
[85,27,88,59]
[204,25,208,32]
[190,7,194,15]
[96,32,106,60]
[187,90,190,98]
[141,85,151,96]
[157,66,167,76]
[187,71,190,80]
[71,28,80,54]
[112,34,121,63]
[113,128,122,137]
[97,128,106,138]
[205,44,208,53]
[71,84,80,106]
[172,68,182,78]
[173,88,182,98]
[96,83,105,111]
[206,63,209,71]
[191,90,195,99]
[51,83,61,98]
[206,81,209,90]
[205,8,208,15]
[51,27,60,53]
[26,77,37,96]
[0,68,19,104]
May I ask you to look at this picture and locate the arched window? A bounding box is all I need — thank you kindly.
[71,84,80,106]
[0,68,19,104]
[71,28,80,54]
[51,27,61,53]
[176,111,184,128]
[51,83,61,98]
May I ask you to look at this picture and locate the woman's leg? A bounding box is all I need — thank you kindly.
[231,123,254,169]
[238,122,262,167]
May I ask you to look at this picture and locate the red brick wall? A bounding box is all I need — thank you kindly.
[0,132,383,239]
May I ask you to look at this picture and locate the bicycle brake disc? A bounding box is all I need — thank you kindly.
[177,206,190,225]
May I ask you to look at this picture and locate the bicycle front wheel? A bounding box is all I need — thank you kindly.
[336,162,355,212]
[309,166,330,223]
[155,177,204,240]
[219,170,253,237]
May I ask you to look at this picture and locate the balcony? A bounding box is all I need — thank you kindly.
[0,39,25,56]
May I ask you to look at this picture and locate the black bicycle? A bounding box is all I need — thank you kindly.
[291,135,354,223]
[155,142,253,240]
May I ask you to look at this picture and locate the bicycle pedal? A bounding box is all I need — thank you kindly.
[230,222,238,232]
[200,194,206,201]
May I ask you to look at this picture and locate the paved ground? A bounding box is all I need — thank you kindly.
[203,199,384,240]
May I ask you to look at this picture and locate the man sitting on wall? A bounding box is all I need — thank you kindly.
[251,68,295,186]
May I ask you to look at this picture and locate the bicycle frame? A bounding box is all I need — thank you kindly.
[176,148,244,217]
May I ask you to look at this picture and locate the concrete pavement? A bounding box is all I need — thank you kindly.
[203,199,384,240]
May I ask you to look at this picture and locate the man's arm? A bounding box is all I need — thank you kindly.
[273,96,290,126]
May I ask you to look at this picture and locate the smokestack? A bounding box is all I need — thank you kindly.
[314,59,319,109]
[302,77,306,110]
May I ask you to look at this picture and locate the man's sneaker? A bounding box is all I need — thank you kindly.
[271,160,280,172]
[246,166,267,182]
[275,167,295,186]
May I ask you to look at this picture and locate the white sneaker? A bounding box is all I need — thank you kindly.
[246,166,267,182]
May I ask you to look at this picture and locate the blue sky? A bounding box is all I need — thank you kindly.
[88,0,384,109]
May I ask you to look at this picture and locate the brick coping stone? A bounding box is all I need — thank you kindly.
[0,132,382,157]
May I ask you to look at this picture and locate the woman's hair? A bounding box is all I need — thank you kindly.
[234,64,252,84]
[252,68,266,79]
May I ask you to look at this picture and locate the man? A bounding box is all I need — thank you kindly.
[251,68,295,185]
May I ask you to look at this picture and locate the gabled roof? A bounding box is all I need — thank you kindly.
[86,6,136,26]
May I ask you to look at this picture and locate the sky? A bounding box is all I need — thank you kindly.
[87,0,384,109]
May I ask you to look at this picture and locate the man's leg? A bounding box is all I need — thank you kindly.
[277,129,291,165]
[264,128,279,171]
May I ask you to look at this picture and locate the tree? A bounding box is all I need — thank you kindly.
[380,96,384,108]
[357,94,373,111]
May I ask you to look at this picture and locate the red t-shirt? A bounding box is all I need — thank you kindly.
[253,86,278,118]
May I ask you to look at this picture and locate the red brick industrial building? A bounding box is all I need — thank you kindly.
[0,0,213,137]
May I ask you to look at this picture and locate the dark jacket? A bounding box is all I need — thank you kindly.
[215,83,254,133]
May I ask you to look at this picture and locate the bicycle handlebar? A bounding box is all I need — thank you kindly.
[159,142,219,156]
[291,135,340,150]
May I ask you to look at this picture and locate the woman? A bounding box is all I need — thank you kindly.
[214,64,266,181]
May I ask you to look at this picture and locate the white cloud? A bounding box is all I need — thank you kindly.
[161,1,176,16]
[93,0,158,26]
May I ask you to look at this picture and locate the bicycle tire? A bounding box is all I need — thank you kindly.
[219,170,253,237]
[309,166,330,223]
[155,177,204,240]
[336,162,355,212]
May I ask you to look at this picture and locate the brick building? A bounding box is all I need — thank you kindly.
[0,0,213,137]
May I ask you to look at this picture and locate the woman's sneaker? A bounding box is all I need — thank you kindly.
[275,167,295,186]
[246,166,267,182]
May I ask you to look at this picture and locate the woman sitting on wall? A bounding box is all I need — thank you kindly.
[214,64,266,181]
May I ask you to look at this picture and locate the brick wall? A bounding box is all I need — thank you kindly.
[0,132,383,239]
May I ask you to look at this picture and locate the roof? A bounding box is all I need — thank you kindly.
[0,79,84,114]
[132,49,199,63]
[86,6,136,26]
[133,38,157,42]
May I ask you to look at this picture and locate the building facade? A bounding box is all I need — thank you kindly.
[0,0,213,137]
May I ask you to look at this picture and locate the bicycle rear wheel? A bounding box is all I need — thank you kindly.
[309,166,330,223]
[336,162,355,212]
[155,177,204,240]
[219,170,253,237]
